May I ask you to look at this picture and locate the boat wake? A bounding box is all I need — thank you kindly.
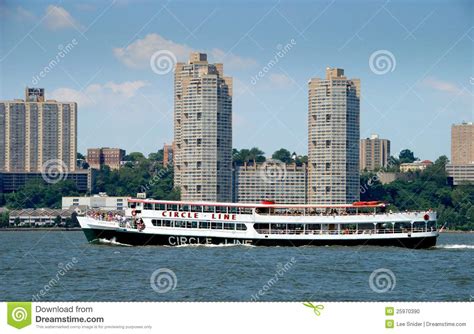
[91,237,133,247]
[435,244,474,250]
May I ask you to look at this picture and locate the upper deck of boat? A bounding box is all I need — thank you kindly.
[127,198,386,210]
[125,198,435,220]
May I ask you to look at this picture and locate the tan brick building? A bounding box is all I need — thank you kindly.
[308,68,360,204]
[447,122,474,185]
[233,162,307,204]
[360,134,391,171]
[173,52,233,202]
[0,88,77,172]
[451,122,473,164]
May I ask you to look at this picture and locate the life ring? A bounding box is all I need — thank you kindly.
[131,210,137,217]
[423,214,429,221]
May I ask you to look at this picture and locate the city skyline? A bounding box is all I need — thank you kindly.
[0,1,472,161]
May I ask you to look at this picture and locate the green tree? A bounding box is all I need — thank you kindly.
[361,155,474,230]
[233,148,265,164]
[54,215,62,226]
[148,149,164,162]
[249,147,265,163]
[399,149,417,163]
[5,180,80,209]
[0,211,9,228]
[272,148,292,163]
[124,152,146,162]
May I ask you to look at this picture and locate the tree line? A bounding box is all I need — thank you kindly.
[0,148,472,230]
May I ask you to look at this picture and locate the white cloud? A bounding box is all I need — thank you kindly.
[113,33,257,71]
[44,5,82,31]
[422,77,465,96]
[0,6,36,20]
[50,81,148,107]
[16,7,36,20]
[267,73,293,89]
[113,34,192,69]
[104,81,148,98]
[209,48,258,70]
[75,3,97,12]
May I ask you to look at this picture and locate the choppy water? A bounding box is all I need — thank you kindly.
[0,231,472,301]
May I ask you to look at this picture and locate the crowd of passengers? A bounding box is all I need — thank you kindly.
[256,208,432,216]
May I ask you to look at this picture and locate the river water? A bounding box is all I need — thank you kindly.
[0,231,472,301]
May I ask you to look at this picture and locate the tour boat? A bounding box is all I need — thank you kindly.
[77,198,438,249]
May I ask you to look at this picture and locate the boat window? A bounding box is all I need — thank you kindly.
[254,223,269,234]
[203,206,215,213]
[191,205,202,212]
[229,207,239,214]
[215,206,227,213]
[180,205,189,211]
[128,202,136,209]
[239,207,252,214]
[287,224,304,231]
[156,204,166,210]
[144,203,154,210]
[186,221,193,228]
[224,223,234,230]
[175,221,186,228]
[211,222,223,229]
[200,221,210,229]
[236,223,247,231]
[151,219,162,227]
[168,204,178,211]
[162,220,173,227]
[270,224,286,232]
[306,224,321,231]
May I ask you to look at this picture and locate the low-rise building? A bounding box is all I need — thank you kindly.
[8,208,77,227]
[400,160,433,172]
[446,164,474,185]
[0,170,91,192]
[87,147,125,170]
[62,193,128,210]
[233,161,307,204]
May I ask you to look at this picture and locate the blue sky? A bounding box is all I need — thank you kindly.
[1,0,472,161]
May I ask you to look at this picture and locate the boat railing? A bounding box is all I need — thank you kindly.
[86,212,130,226]
[255,210,431,218]
[255,227,435,235]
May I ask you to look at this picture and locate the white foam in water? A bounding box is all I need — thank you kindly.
[436,244,474,249]
[94,237,132,247]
